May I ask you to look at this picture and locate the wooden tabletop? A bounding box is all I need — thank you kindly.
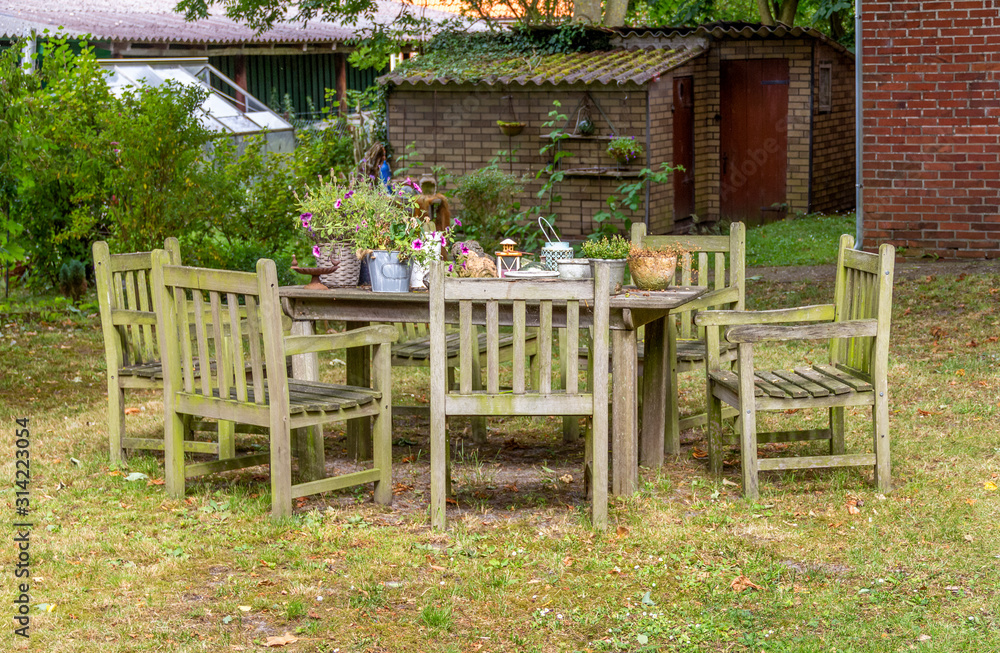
[280,285,707,330]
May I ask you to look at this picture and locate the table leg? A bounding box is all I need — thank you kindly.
[611,329,638,495]
[639,317,667,468]
[290,320,325,481]
[346,320,372,460]
[665,316,680,455]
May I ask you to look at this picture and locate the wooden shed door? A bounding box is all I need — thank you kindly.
[673,76,695,220]
[720,59,789,224]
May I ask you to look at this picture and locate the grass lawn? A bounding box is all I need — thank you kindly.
[1,227,999,651]
[745,213,856,267]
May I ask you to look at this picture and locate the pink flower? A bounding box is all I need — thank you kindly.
[412,239,423,250]
[454,218,462,226]
[334,199,342,209]
[344,190,354,199]
[460,244,469,255]
[447,264,454,272]
[312,245,322,258]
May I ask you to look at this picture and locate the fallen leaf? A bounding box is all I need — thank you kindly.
[917,634,932,642]
[967,339,979,348]
[124,472,149,482]
[963,535,974,542]
[238,606,251,612]
[147,478,165,486]
[730,575,762,592]
[616,525,630,538]
[690,448,708,459]
[562,556,573,567]
[847,505,860,515]
[264,632,299,647]
[445,497,458,505]
[722,478,739,487]
[124,407,141,415]
[917,408,942,416]
[429,564,446,572]
[984,481,998,492]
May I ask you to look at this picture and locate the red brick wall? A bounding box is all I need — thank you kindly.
[863,1,1000,258]
[386,83,657,240]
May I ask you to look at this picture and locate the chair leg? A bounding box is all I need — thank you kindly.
[270,417,293,519]
[372,342,392,505]
[430,406,448,532]
[873,402,891,493]
[164,408,189,499]
[736,343,759,500]
[829,407,845,455]
[108,381,126,465]
[706,387,723,477]
[218,420,236,460]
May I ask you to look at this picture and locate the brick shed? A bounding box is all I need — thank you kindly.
[382,23,856,239]
[862,2,1000,259]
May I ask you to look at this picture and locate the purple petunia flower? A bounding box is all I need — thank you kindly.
[454,218,461,226]
[344,190,354,199]
[460,244,469,255]
[312,245,322,258]
[334,199,342,209]
[448,264,454,272]
[412,239,423,250]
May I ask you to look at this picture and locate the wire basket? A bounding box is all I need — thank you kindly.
[538,217,573,271]
[541,245,574,271]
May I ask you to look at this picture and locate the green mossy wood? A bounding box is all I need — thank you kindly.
[428,261,612,531]
[696,234,895,499]
[150,254,397,518]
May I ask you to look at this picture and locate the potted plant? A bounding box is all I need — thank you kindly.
[628,243,686,291]
[580,234,630,290]
[497,120,525,137]
[300,175,426,291]
[607,135,644,166]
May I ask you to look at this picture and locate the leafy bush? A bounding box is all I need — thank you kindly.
[455,165,523,252]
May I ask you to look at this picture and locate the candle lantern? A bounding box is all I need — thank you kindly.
[495,239,522,278]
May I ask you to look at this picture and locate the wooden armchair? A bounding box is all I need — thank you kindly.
[630,222,746,452]
[695,236,895,499]
[94,238,239,464]
[151,254,396,517]
[428,260,612,530]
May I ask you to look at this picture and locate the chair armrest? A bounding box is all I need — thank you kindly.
[695,304,835,327]
[682,286,739,313]
[726,319,877,343]
[284,325,399,357]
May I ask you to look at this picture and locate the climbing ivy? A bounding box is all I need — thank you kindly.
[392,24,613,83]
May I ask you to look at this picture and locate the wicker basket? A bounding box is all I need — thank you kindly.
[315,241,361,287]
[628,252,677,291]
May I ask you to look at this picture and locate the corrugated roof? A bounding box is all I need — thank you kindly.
[615,22,852,55]
[383,45,706,86]
[0,0,461,43]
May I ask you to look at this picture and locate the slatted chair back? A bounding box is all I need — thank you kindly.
[153,257,281,424]
[631,223,745,340]
[831,234,891,380]
[428,260,612,530]
[94,238,181,373]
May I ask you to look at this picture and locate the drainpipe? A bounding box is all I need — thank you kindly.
[855,1,864,249]
[21,31,36,72]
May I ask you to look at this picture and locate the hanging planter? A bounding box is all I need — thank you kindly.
[497,93,525,137]
[573,97,596,136]
[607,135,644,166]
[497,120,525,136]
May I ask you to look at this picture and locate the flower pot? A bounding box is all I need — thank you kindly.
[368,250,412,293]
[556,258,592,280]
[589,258,627,293]
[315,241,361,287]
[498,121,525,137]
[628,252,677,291]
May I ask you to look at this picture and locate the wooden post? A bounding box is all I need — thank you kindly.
[639,317,667,467]
[334,53,347,114]
[234,53,247,112]
[290,320,325,481]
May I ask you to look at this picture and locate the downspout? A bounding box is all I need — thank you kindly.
[855,1,864,249]
[645,86,651,229]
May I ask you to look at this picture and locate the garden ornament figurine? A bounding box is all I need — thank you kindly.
[414,174,452,232]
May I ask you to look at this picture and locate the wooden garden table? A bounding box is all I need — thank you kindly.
[279,284,707,495]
